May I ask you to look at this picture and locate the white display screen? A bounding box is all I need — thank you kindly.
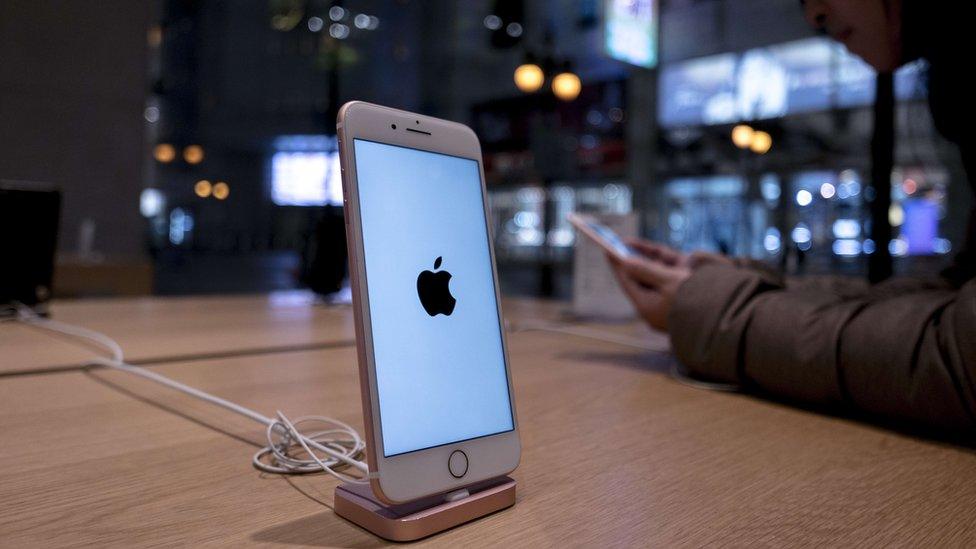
[658,37,926,128]
[353,139,514,457]
[604,0,658,69]
[271,151,342,206]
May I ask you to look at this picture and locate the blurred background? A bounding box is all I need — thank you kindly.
[1,0,969,302]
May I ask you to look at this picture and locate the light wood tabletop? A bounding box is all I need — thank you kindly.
[2,296,975,547]
[0,293,660,375]
[0,291,357,375]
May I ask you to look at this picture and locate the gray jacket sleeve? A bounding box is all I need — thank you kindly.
[668,263,976,432]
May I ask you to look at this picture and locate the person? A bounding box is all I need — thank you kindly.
[609,0,976,432]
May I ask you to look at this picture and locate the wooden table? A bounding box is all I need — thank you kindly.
[0,291,355,375]
[2,295,975,546]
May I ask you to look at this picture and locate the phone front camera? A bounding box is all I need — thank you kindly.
[391,124,397,130]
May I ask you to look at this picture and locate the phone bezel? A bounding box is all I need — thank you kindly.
[337,101,520,504]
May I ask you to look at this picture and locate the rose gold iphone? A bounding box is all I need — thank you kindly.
[336,101,520,503]
[566,212,637,261]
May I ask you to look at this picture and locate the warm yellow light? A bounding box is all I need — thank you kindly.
[153,143,176,163]
[183,145,205,165]
[513,63,544,93]
[552,72,581,101]
[750,131,772,154]
[731,125,754,149]
[194,180,212,198]
[212,181,230,200]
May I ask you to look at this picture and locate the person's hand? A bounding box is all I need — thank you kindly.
[607,250,692,333]
[624,238,733,270]
[608,238,728,332]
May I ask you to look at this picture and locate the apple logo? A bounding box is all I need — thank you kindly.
[416,256,456,316]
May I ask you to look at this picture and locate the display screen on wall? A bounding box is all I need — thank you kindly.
[604,0,658,69]
[269,135,343,207]
[658,37,926,128]
[271,151,342,206]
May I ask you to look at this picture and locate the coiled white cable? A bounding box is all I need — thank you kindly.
[14,305,369,483]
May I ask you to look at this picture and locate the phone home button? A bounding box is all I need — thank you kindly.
[448,450,468,478]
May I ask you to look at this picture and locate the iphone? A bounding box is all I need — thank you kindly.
[337,102,520,503]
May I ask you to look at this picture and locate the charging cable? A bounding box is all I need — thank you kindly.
[14,305,370,484]
[14,304,736,484]
[507,319,669,352]
[508,318,741,392]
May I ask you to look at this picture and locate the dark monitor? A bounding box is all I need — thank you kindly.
[0,182,61,315]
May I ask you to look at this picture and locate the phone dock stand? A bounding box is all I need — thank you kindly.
[334,476,516,541]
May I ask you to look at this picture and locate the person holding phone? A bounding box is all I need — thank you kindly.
[610,0,976,433]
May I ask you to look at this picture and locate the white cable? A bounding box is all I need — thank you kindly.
[508,319,667,352]
[258,411,367,483]
[668,363,740,392]
[14,304,369,483]
[13,303,737,484]
[509,318,740,392]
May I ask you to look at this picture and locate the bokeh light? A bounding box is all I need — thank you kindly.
[194,180,212,198]
[551,72,581,101]
[514,64,544,93]
[212,181,230,200]
[153,143,176,163]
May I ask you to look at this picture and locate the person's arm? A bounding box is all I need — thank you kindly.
[737,254,954,298]
[731,256,785,282]
[731,258,948,297]
[669,263,976,431]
